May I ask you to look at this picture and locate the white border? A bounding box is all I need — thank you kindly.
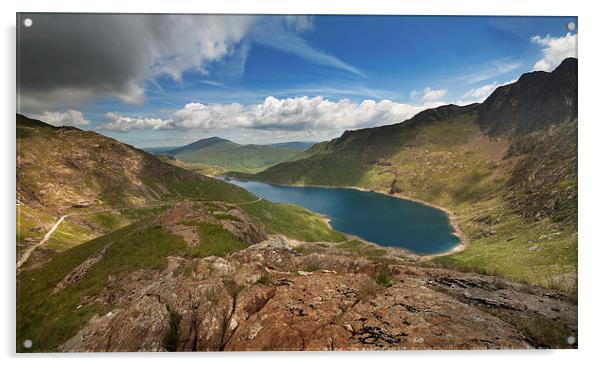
[2,1,600,365]
[4,0,581,16]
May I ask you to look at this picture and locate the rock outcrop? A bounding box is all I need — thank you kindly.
[52,245,108,294]
[155,200,268,247]
[60,237,576,351]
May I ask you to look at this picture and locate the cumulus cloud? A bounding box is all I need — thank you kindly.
[411,87,447,102]
[98,96,443,133]
[34,109,90,127]
[18,14,363,111]
[99,112,173,132]
[531,32,577,72]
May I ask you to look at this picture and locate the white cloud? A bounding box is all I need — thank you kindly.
[34,109,90,127]
[411,87,447,102]
[531,32,577,72]
[99,112,172,132]
[99,96,444,133]
[462,78,517,101]
[463,82,500,100]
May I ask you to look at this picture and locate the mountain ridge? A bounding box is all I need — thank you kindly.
[477,57,577,136]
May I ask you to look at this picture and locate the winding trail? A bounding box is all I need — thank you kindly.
[17,200,176,269]
[17,197,263,269]
[17,214,69,268]
[236,197,262,205]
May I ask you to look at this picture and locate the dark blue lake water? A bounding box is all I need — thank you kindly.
[228,179,460,255]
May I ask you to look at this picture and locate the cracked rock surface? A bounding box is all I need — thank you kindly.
[60,237,576,351]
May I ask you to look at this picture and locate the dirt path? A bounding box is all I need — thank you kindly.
[16,200,177,269]
[236,197,262,205]
[16,198,262,269]
[17,214,68,268]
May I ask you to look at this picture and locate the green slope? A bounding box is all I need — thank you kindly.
[248,104,479,186]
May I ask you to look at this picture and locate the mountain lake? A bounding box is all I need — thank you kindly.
[227,179,460,255]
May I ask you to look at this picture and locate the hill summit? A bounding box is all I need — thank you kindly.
[165,136,307,173]
[167,136,238,155]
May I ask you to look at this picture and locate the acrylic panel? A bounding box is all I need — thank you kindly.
[16,13,578,352]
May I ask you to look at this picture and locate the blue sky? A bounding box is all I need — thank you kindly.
[20,15,577,147]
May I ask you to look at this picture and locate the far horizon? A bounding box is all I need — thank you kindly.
[17,14,577,147]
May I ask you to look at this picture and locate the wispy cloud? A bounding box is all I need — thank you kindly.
[454,59,522,84]
[449,59,522,84]
[199,80,229,88]
[263,85,401,101]
[252,18,366,78]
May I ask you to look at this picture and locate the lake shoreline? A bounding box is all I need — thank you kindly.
[347,186,468,259]
[224,177,468,258]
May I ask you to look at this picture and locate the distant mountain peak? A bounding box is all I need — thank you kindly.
[167,136,239,155]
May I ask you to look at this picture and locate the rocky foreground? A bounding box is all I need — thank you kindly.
[58,235,577,351]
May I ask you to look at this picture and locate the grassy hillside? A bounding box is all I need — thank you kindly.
[16,114,343,259]
[17,114,260,255]
[156,154,227,176]
[17,115,254,209]
[270,141,315,151]
[167,136,302,173]
[243,60,578,290]
[248,105,480,187]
